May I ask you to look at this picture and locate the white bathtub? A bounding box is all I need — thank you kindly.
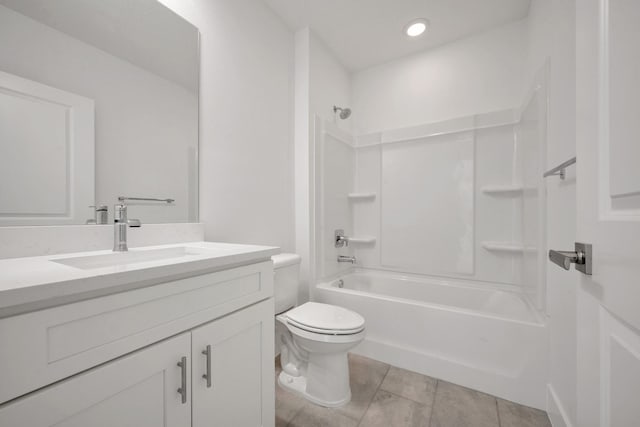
[315,270,548,409]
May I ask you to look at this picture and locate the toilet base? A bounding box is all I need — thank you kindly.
[278,370,351,408]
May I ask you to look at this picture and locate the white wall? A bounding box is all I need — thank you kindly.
[293,28,313,300]
[0,5,198,224]
[294,28,353,292]
[530,0,578,426]
[526,0,553,85]
[160,0,295,251]
[317,126,355,280]
[308,32,354,282]
[309,33,352,132]
[352,20,527,135]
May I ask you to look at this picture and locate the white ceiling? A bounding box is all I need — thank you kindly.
[0,0,199,92]
[264,0,532,71]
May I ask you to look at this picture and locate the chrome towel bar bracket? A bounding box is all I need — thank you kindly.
[544,157,576,180]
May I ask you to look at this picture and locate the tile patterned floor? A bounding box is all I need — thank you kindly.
[275,354,552,427]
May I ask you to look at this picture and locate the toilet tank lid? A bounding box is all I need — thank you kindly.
[272,253,302,269]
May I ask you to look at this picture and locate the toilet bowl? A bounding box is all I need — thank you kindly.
[277,302,365,407]
[273,254,366,407]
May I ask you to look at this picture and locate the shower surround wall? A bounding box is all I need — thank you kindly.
[316,122,356,280]
[313,17,547,307]
[354,115,522,286]
[318,97,546,300]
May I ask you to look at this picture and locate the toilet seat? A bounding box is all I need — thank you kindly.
[287,320,364,335]
[285,321,366,344]
[284,302,365,335]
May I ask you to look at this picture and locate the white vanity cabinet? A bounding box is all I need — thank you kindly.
[192,299,275,427]
[0,299,274,427]
[0,253,276,427]
[0,332,193,427]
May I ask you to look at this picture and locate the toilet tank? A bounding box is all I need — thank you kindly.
[272,253,302,314]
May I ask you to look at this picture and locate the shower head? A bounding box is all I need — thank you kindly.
[333,105,352,120]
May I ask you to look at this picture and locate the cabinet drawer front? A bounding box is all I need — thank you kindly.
[0,261,273,404]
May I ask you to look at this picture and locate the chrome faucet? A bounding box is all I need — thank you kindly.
[86,205,109,225]
[113,204,141,252]
[335,229,349,248]
[337,255,356,264]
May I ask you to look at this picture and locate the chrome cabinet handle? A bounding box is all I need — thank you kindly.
[202,345,212,388]
[177,356,187,404]
[548,242,592,275]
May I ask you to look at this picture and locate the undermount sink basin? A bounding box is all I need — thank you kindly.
[52,246,205,270]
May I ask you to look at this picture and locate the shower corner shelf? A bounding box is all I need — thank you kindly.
[347,192,376,201]
[481,185,524,195]
[482,241,538,253]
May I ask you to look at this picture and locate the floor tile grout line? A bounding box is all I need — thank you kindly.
[495,398,502,427]
[356,362,391,427]
[426,380,438,427]
[377,387,435,408]
[284,403,307,427]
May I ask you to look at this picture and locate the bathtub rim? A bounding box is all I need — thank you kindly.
[321,266,534,294]
[315,268,546,326]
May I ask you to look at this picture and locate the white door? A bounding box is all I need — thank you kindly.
[576,0,640,426]
[0,333,191,427]
[191,299,275,427]
[0,70,95,226]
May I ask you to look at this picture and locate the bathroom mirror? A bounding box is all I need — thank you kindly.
[0,0,199,225]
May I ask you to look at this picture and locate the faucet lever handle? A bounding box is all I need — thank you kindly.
[114,204,127,222]
[335,229,349,248]
[127,219,141,227]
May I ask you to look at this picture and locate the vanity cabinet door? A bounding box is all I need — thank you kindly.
[0,332,191,427]
[192,298,275,427]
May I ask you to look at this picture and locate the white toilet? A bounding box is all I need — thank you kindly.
[273,253,366,407]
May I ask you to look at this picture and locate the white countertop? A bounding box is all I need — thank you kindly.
[0,241,279,317]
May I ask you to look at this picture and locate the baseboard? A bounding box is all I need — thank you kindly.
[546,384,574,427]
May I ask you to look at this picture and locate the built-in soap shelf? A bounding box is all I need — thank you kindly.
[481,185,539,197]
[347,192,376,201]
[482,241,537,253]
[348,236,376,245]
[481,185,524,195]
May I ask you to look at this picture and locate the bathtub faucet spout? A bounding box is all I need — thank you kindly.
[337,255,357,264]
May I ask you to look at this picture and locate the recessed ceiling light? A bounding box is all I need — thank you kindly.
[405,19,428,37]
